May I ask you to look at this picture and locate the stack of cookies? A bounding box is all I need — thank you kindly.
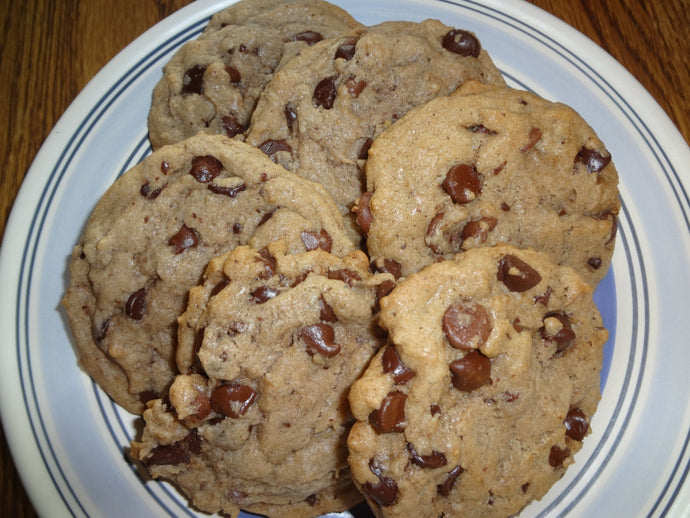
[62,1,620,517]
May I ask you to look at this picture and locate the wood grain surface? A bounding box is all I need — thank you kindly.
[1,1,688,516]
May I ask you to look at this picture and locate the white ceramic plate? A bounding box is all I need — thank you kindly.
[1,0,689,516]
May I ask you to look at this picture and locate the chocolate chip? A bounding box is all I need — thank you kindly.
[443,299,492,350]
[125,288,147,320]
[358,137,373,159]
[539,312,576,353]
[168,224,199,254]
[362,476,398,507]
[449,350,491,392]
[181,64,206,95]
[534,285,553,306]
[313,75,338,109]
[576,146,611,174]
[138,390,157,405]
[210,278,230,298]
[306,494,319,506]
[437,465,464,497]
[250,285,280,303]
[327,268,362,286]
[520,127,542,152]
[548,445,570,469]
[258,138,292,156]
[345,76,367,97]
[257,248,276,279]
[369,391,406,433]
[284,104,297,131]
[375,279,396,311]
[318,295,337,322]
[140,181,162,199]
[356,191,373,234]
[497,254,542,292]
[225,65,241,83]
[564,407,589,441]
[189,155,222,183]
[373,258,402,279]
[145,430,201,466]
[442,163,481,204]
[297,323,341,358]
[93,318,111,344]
[301,229,332,252]
[211,382,257,418]
[292,30,323,45]
[407,443,448,469]
[461,217,497,244]
[222,114,245,138]
[441,29,481,57]
[588,257,602,270]
[466,124,496,135]
[239,44,259,55]
[382,346,415,384]
[208,182,246,197]
[335,43,356,61]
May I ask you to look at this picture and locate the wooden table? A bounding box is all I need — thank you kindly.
[1,1,688,516]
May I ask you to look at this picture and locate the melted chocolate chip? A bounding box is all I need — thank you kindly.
[362,476,398,507]
[181,64,206,95]
[257,248,276,279]
[437,465,464,497]
[382,346,415,384]
[520,127,543,152]
[460,217,497,244]
[356,191,373,234]
[449,350,491,392]
[442,163,482,204]
[335,43,356,61]
[225,65,241,83]
[318,295,337,322]
[292,30,323,45]
[327,268,361,287]
[576,146,611,174]
[369,391,406,433]
[549,445,570,469]
[250,286,280,303]
[189,155,223,183]
[297,323,341,358]
[222,114,245,137]
[407,443,448,469]
[313,75,338,109]
[539,312,576,353]
[358,137,373,159]
[497,254,542,292]
[285,104,297,131]
[168,224,199,254]
[208,182,246,197]
[125,288,147,320]
[258,138,292,156]
[210,278,230,298]
[140,181,163,199]
[441,29,481,57]
[564,407,589,441]
[443,299,492,350]
[210,382,257,418]
[145,430,201,466]
[301,229,332,252]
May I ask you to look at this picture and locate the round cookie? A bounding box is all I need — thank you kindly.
[131,242,395,517]
[245,19,506,238]
[148,0,361,149]
[62,133,355,414]
[357,81,620,286]
[347,244,608,518]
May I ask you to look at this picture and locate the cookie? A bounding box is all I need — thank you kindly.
[245,19,506,238]
[347,244,607,518]
[62,133,355,414]
[357,81,620,286]
[148,0,361,149]
[131,241,395,517]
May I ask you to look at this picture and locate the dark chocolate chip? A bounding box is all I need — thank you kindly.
[313,75,338,109]
[297,323,341,358]
[449,350,491,392]
[208,182,246,197]
[318,295,337,323]
[382,346,415,384]
[210,382,257,418]
[497,254,542,292]
[140,181,162,199]
[301,229,332,252]
[189,155,223,183]
[327,268,362,287]
[548,445,570,469]
[437,465,464,497]
[564,407,589,441]
[539,312,576,353]
[335,43,356,61]
[250,285,280,304]
[407,442,448,469]
[356,191,373,234]
[576,146,611,174]
[168,224,199,254]
[221,114,245,138]
[441,29,481,57]
[443,299,492,350]
[292,30,323,45]
[181,64,206,95]
[285,104,297,131]
[442,163,481,204]
[125,288,147,320]
[258,138,292,156]
[369,391,406,433]
[461,216,497,244]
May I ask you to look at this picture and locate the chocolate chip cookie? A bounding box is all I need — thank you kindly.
[148,0,361,149]
[347,244,607,518]
[63,133,355,414]
[131,241,395,517]
[245,19,506,238]
[357,81,620,286]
